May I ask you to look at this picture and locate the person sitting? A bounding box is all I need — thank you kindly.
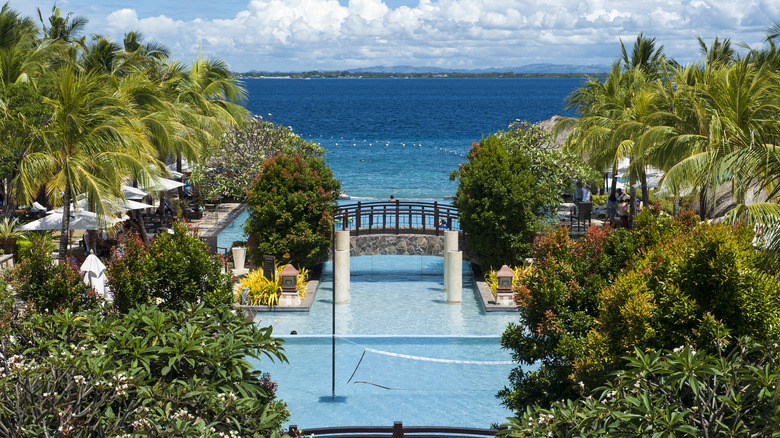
[438,219,447,229]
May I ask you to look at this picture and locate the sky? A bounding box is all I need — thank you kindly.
[13,0,780,72]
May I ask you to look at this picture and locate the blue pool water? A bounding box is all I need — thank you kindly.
[248,256,523,428]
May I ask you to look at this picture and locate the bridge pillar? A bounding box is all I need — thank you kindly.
[443,230,459,294]
[446,250,462,303]
[334,230,350,303]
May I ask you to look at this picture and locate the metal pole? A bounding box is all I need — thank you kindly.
[331,222,336,399]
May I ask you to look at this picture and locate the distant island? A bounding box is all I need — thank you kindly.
[236,64,610,79]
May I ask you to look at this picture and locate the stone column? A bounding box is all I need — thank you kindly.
[446,250,462,303]
[443,230,459,293]
[334,230,350,304]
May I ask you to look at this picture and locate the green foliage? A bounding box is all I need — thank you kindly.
[191,117,325,201]
[500,338,780,437]
[106,222,234,313]
[585,222,780,379]
[238,264,309,306]
[0,303,290,436]
[244,153,340,268]
[451,122,598,269]
[501,214,780,416]
[6,233,99,313]
[590,194,608,206]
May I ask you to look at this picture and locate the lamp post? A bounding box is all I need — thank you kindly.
[279,264,301,306]
[495,264,514,306]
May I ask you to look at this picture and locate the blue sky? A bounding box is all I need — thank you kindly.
[14,1,780,72]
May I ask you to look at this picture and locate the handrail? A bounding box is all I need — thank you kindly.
[335,201,459,237]
[286,421,504,438]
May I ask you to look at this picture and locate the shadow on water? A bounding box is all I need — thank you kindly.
[319,396,348,403]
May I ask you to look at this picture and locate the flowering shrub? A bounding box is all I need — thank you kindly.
[0,303,290,436]
[244,153,340,268]
[106,222,234,313]
[501,337,780,437]
[6,232,99,313]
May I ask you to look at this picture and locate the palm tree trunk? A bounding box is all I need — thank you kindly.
[640,167,649,207]
[699,185,707,220]
[134,209,149,245]
[59,181,71,261]
[673,197,680,216]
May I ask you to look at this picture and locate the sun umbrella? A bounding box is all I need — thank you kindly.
[50,197,155,215]
[18,211,124,231]
[141,177,184,192]
[80,253,109,299]
[122,185,148,200]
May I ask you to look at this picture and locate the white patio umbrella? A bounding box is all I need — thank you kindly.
[51,197,155,215]
[141,177,184,192]
[18,210,124,231]
[122,185,148,200]
[80,253,109,299]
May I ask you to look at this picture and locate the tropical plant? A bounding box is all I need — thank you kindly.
[500,338,780,437]
[244,153,340,268]
[191,116,323,201]
[13,63,160,259]
[1,303,290,436]
[0,217,22,239]
[6,231,99,313]
[106,221,234,313]
[451,122,597,269]
[239,263,309,306]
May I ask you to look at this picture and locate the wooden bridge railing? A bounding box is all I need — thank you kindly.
[335,200,459,236]
[286,421,505,438]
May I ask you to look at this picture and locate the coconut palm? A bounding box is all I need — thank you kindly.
[13,64,159,259]
[651,59,780,219]
[620,33,667,77]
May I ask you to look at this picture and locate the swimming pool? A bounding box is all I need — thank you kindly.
[246,255,524,428]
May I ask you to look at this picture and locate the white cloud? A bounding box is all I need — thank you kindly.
[17,0,777,71]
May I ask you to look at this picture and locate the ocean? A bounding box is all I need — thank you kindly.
[242,78,584,199]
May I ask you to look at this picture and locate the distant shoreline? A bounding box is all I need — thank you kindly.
[235,72,605,79]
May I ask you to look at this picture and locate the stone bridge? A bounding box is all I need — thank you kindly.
[323,233,477,263]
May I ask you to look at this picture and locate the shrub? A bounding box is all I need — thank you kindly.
[107,222,234,313]
[582,222,780,382]
[0,303,290,436]
[6,233,99,313]
[501,337,780,437]
[450,122,598,269]
[244,153,340,268]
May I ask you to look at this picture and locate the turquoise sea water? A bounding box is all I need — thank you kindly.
[243,78,583,199]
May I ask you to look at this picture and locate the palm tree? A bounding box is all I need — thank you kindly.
[13,64,159,259]
[37,5,87,42]
[696,36,737,67]
[620,33,667,77]
[651,60,780,219]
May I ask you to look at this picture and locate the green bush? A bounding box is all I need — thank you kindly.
[0,303,290,436]
[584,222,780,380]
[106,222,234,313]
[244,153,340,268]
[6,233,99,313]
[450,122,598,269]
[501,337,780,437]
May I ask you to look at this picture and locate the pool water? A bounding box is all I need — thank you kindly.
[246,255,524,428]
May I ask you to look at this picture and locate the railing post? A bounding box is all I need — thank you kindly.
[393,421,404,438]
[382,204,387,233]
[434,201,439,236]
[369,205,374,231]
[422,204,426,233]
[356,201,361,236]
[408,204,412,234]
[395,200,400,235]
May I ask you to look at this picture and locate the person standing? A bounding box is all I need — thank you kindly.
[619,197,630,229]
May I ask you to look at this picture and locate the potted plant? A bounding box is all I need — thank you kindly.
[231,240,248,270]
[0,218,24,256]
